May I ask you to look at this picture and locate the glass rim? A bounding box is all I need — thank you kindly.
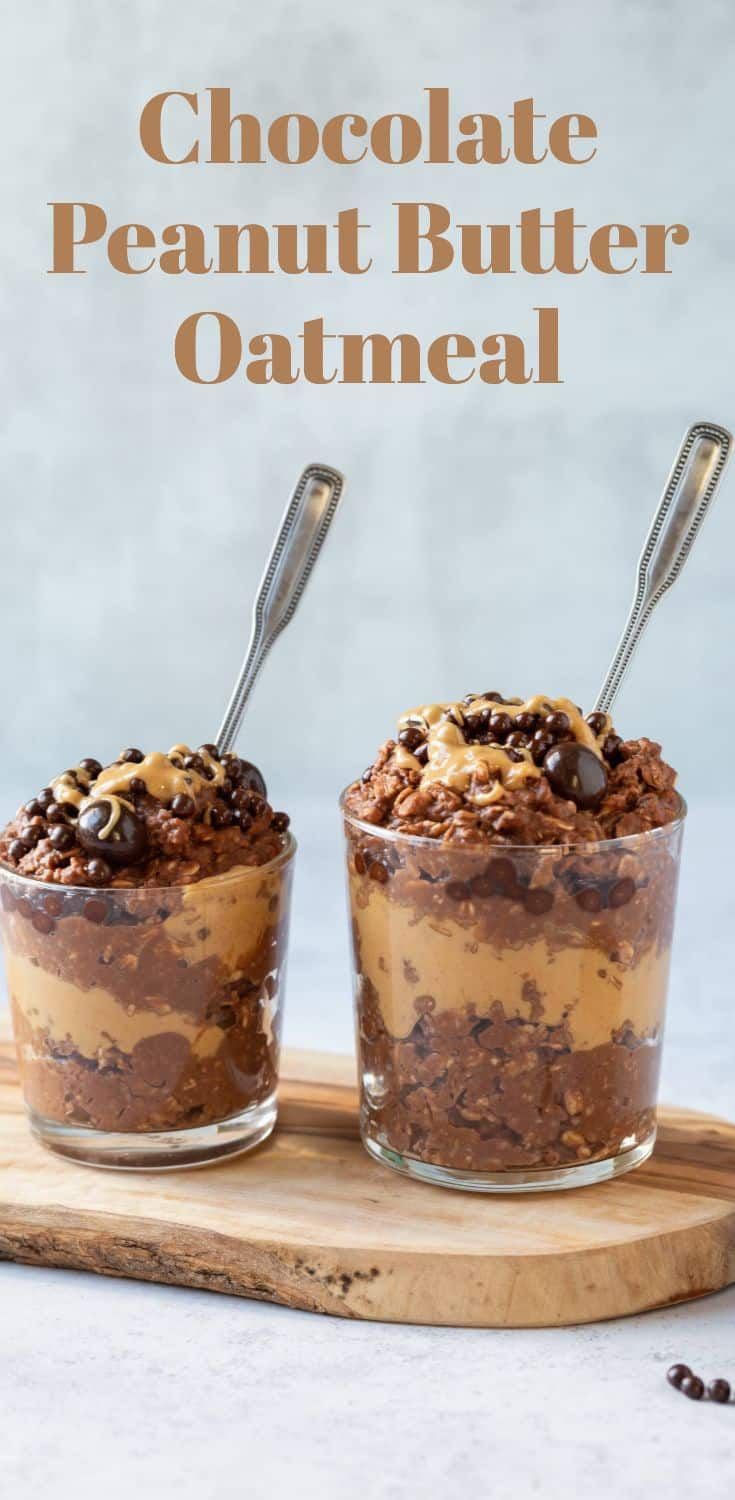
[0,830,297,897]
[339,787,687,855]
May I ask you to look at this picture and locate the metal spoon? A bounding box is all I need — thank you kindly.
[216,462,345,754]
[594,421,732,716]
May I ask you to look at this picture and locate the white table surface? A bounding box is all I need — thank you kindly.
[2,797,734,1498]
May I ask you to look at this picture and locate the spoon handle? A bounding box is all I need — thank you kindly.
[593,421,732,716]
[216,462,345,754]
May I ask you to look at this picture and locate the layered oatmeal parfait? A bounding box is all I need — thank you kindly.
[0,744,294,1167]
[342,694,685,1191]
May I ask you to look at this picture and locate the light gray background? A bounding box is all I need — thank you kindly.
[2,3,734,1497]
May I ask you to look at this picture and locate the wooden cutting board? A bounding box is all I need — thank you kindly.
[0,1018,733,1327]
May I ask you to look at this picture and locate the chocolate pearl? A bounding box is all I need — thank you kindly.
[666,1364,691,1390]
[680,1375,705,1401]
[19,825,41,849]
[506,731,529,749]
[485,858,519,897]
[128,776,147,795]
[235,809,253,832]
[609,877,636,909]
[361,768,373,783]
[78,800,148,866]
[15,898,32,920]
[272,812,290,833]
[482,692,503,703]
[576,886,603,913]
[31,909,55,935]
[515,712,538,733]
[8,839,27,862]
[199,744,220,759]
[44,894,63,917]
[79,757,103,778]
[46,804,67,825]
[544,743,609,811]
[183,753,206,774]
[37,788,55,811]
[469,871,496,899]
[531,732,554,766]
[707,1379,731,1404]
[235,789,264,818]
[171,793,196,819]
[545,710,571,739]
[585,713,607,737]
[446,880,471,902]
[210,803,233,829]
[354,850,367,875]
[369,861,388,884]
[413,744,429,766]
[489,712,512,740]
[398,726,425,753]
[83,898,108,924]
[525,888,554,915]
[239,760,267,798]
[59,802,78,820]
[85,857,112,885]
[24,799,43,818]
[505,747,524,764]
[603,733,623,765]
[120,748,145,764]
[49,825,75,852]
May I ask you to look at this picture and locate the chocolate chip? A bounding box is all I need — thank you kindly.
[120,748,145,764]
[585,713,607,736]
[272,812,290,832]
[83,898,108,924]
[666,1364,691,1389]
[8,839,27,862]
[171,793,196,819]
[544,743,609,811]
[602,733,623,765]
[79,757,103,778]
[446,880,471,902]
[78,801,148,866]
[369,861,389,884]
[680,1375,705,1401]
[49,826,75,852]
[609,877,636,908]
[707,1379,731,1404]
[531,732,554,766]
[488,712,512,740]
[31,909,55,935]
[85,858,112,885]
[525,888,554,915]
[545,711,571,738]
[398,726,426,752]
[576,886,603,913]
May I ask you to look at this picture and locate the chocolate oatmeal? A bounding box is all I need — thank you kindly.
[0,744,294,1160]
[343,694,684,1186]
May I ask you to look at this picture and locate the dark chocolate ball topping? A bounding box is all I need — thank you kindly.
[78,799,148,867]
[543,742,608,810]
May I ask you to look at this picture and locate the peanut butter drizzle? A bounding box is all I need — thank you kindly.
[396,695,609,806]
[51,745,226,814]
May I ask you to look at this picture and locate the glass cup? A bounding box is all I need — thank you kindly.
[342,799,685,1192]
[0,835,295,1168]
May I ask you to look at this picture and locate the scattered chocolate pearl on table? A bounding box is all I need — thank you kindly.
[707,1379,731,1404]
[667,1363,692,1389]
[680,1375,705,1401]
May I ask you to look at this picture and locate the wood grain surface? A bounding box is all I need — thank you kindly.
[0,1020,733,1327]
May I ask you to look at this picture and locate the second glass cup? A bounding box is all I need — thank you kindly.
[342,800,684,1192]
[0,837,295,1168]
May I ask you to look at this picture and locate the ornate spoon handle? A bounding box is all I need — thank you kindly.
[216,462,345,754]
[594,421,732,716]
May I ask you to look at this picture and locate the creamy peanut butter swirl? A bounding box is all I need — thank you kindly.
[50,745,226,818]
[396,695,609,807]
